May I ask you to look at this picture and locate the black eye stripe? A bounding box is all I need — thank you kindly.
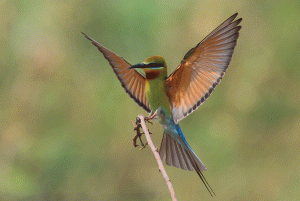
[147,63,163,67]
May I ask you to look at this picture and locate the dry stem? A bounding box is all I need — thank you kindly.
[131,115,177,201]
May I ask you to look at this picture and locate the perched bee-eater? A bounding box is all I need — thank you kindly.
[83,13,242,196]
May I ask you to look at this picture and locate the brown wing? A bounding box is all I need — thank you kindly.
[166,13,242,123]
[82,33,151,113]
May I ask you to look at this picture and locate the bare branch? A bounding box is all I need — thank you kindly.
[132,115,178,201]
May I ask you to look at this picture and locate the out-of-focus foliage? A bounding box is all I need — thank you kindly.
[1,0,300,200]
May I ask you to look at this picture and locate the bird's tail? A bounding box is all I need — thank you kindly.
[159,131,215,196]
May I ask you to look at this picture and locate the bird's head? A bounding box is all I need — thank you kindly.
[128,56,167,80]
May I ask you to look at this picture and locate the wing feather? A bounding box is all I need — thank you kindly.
[166,13,242,123]
[82,33,151,113]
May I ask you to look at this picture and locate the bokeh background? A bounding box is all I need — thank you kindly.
[1,0,300,200]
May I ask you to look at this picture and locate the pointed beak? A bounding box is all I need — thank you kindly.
[128,63,146,69]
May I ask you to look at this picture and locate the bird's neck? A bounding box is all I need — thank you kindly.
[144,68,167,81]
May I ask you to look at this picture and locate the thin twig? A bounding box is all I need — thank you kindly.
[133,115,177,201]
[131,120,145,147]
[139,141,148,151]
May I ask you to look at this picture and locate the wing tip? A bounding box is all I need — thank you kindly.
[81,32,93,41]
[82,32,103,48]
[227,13,238,23]
[230,13,243,26]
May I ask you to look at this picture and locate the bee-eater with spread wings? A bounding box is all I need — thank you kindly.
[83,13,242,196]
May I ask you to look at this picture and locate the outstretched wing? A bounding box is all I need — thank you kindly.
[166,13,242,123]
[82,33,151,113]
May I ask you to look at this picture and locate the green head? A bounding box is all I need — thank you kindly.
[128,56,167,80]
[143,56,167,68]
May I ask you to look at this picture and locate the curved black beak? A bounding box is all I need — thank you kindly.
[128,63,146,69]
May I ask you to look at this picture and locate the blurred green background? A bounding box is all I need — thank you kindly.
[1,0,300,200]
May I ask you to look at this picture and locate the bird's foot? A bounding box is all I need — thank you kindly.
[145,110,158,124]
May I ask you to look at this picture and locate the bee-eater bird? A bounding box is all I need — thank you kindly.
[83,13,242,196]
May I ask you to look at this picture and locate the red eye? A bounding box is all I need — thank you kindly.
[153,63,156,66]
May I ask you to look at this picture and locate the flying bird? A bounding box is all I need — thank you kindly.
[83,13,242,196]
